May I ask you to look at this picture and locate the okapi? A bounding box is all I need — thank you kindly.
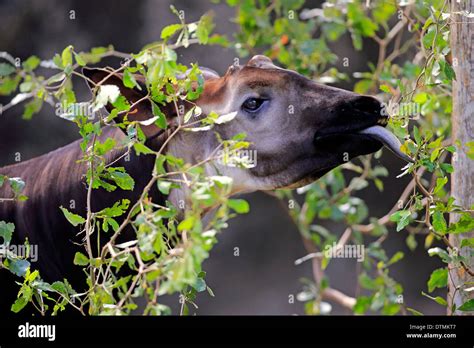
[0,55,410,313]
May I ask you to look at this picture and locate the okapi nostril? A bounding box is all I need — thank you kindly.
[351,96,384,116]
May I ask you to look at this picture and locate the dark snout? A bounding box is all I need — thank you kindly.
[309,92,388,175]
[314,95,387,138]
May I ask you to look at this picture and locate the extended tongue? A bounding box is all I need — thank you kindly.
[359,125,414,163]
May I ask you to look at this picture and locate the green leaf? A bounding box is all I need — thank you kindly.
[214,111,237,125]
[210,175,233,186]
[157,180,172,195]
[52,53,63,69]
[73,252,89,266]
[413,92,428,104]
[51,281,68,295]
[406,233,417,251]
[178,216,195,232]
[422,26,435,50]
[23,55,40,71]
[108,170,135,190]
[382,303,401,315]
[0,221,15,245]
[9,259,30,277]
[387,251,404,266]
[8,177,25,195]
[432,211,447,234]
[74,52,86,67]
[421,292,447,306]
[26,270,39,282]
[443,61,456,81]
[440,163,453,174]
[95,137,116,155]
[0,63,16,76]
[353,296,371,314]
[413,126,421,144]
[46,73,66,87]
[358,273,377,290]
[460,238,474,248]
[151,102,168,129]
[406,307,423,316]
[228,199,250,214]
[430,147,441,162]
[77,45,111,65]
[0,73,21,95]
[98,199,130,218]
[196,14,215,44]
[107,218,119,232]
[161,24,182,39]
[111,95,130,112]
[133,142,155,155]
[427,268,447,292]
[19,81,33,93]
[389,210,411,232]
[11,296,28,313]
[22,98,43,120]
[354,79,372,94]
[207,286,215,297]
[466,141,474,160]
[428,247,451,263]
[458,299,474,311]
[193,277,207,292]
[349,177,368,190]
[379,84,391,93]
[61,45,73,67]
[374,178,384,191]
[448,214,474,234]
[60,207,86,227]
[123,69,138,89]
[372,2,396,24]
[184,106,200,123]
[433,177,448,195]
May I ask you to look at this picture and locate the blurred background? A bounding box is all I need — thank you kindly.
[0,0,444,314]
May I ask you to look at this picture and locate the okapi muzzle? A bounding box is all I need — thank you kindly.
[0,55,410,311]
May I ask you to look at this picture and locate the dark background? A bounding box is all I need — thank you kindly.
[0,0,444,314]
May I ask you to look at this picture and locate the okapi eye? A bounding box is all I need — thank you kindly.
[242,97,266,112]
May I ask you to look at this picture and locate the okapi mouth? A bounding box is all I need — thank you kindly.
[250,115,412,190]
[314,120,413,163]
[253,131,384,190]
[312,132,382,170]
[311,94,412,163]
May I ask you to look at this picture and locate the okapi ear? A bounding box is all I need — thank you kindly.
[246,55,280,70]
[198,67,220,80]
[82,67,159,138]
[176,66,220,80]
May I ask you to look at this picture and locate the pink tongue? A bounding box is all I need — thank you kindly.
[359,126,414,163]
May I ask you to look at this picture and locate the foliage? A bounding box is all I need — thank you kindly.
[0,8,245,315]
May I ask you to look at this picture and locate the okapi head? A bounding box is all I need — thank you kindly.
[84,55,409,200]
